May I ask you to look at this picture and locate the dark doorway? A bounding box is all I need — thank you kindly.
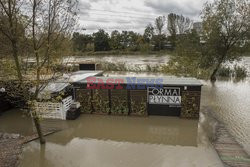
[79,64,96,71]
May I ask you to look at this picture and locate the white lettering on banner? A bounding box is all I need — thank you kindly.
[148,87,181,105]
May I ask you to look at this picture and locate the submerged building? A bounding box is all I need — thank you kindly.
[73,76,202,119]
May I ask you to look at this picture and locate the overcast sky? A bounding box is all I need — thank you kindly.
[78,0,211,34]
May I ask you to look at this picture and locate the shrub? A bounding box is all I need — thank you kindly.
[217,66,232,77]
[233,65,248,79]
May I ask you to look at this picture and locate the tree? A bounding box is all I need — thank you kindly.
[110,30,122,50]
[167,13,177,47]
[155,16,165,35]
[93,29,110,51]
[120,30,130,49]
[0,0,28,81]
[72,32,93,52]
[127,31,140,51]
[163,30,203,77]
[167,13,192,48]
[176,15,192,34]
[28,0,77,144]
[143,24,154,43]
[0,0,78,144]
[154,16,166,51]
[201,0,250,81]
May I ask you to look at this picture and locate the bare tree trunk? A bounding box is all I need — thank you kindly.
[12,41,23,82]
[33,117,46,144]
[32,0,46,145]
[210,66,219,82]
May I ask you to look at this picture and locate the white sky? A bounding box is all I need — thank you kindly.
[78,0,211,34]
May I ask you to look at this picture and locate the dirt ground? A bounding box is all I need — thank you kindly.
[0,131,57,167]
[0,133,24,167]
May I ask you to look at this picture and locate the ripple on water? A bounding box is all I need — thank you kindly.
[201,80,250,154]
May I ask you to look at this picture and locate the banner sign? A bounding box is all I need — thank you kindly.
[148,87,181,105]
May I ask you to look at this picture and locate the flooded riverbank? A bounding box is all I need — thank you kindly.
[18,114,223,167]
[0,109,34,136]
[202,80,250,154]
[103,70,250,155]
[0,55,249,166]
[0,109,224,167]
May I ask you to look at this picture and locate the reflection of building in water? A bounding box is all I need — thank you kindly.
[42,115,198,147]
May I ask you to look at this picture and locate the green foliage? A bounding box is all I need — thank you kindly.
[163,0,250,80]
[110,30,123,50]
[93,29,111,51]
[152,34,167,51]
[92,90,110,114]
[143,24,154,43]
[233,65,248,79]
[72,32,93,52]
[201,0,250,80]
[131,100,147,116]
[100,62,127,71]
[77,90,92,114]
[162,30,207,78]
[146,64,161,73]
[139,43,152,53]
[216,65,247,79]
[181,92,199,118]
[110,103,129,115]
[217,66,232,77]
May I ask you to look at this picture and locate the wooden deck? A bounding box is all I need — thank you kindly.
[213,124,250,167]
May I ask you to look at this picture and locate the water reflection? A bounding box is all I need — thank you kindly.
[2,56,250,167]
[201,79,250,154]
[41,115,198,146]
[21,139,223,167]
[0,109,34,135]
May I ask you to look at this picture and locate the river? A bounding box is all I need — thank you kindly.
[0,55,249,167]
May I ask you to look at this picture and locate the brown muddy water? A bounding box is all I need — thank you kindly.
[0,109,223,167]
[0,56,249,167]
[64,55,169,71]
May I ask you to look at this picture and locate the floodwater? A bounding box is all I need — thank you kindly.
[1,55,250,167]
[18,114,223,167]
[64,55,169,71]
[0,109,223,167]
[202,80,250,154]
[0,109,34,136]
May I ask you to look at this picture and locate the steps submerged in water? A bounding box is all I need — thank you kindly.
[213,125,250,167]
